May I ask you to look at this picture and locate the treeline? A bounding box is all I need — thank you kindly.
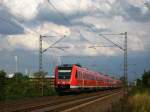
[0,70,56,101]
[136,70,150,91]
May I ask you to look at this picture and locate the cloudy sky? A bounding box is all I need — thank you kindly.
[0,0,150,80]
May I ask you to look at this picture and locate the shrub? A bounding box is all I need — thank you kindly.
[0,70,6,100]
[129,92,150,112]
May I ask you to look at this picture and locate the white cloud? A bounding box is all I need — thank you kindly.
[7,34,48,50]
[107,0,116,4]
[127,0,149,14]
[128,0,145,7]
[0,34,56,51]
[35,22,71,36]
[45,0,92,16]
[0,22,71,51]
[81,16,108,30]
[2,0,42,20]
[0,0,150,57]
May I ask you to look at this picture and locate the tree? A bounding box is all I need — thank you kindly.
[136,79,142,88]
[4,72,30,99]
[0,70,6,100]
[120,76,125,85]
[34,71,47,78]
[13,72,28,79]
[142,70,150,88]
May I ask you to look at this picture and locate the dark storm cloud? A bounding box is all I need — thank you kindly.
[0,7,24,35]
[124,5,150,22]
[34,3,95,27]
[34,4,71,25]
[119,0,150,22]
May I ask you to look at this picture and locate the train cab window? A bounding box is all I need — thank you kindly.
[58,70,71,79]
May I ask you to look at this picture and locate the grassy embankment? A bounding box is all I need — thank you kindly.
[110,87,150,112]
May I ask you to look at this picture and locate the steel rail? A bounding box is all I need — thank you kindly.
[31,89,121,112]
[9,89,121,112]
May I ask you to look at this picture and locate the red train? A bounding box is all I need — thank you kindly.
[54,64,122,93]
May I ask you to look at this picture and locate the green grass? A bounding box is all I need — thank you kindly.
[129,92,150,112]
[110,87,150,112]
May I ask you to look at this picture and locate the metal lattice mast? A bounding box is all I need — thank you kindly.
[39,35,68,72]
[124,32,128,91]
[95,32,128,94]
[39,35,42,72]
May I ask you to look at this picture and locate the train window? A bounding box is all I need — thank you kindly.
[76,71,82,79]
[89,75,91,80]
[83,72,86,79]
[79,72,82,79]
[58,70,71,79]
[87,74,89,80]
[82,72,84,79]
[86,73,88,80]
[98,77,102,81]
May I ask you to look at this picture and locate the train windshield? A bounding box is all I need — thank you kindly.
[58,67,72,79]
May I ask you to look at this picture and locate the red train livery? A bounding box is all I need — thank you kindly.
[54,64,122,93]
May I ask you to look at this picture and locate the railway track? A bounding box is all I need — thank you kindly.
[8,89,122,112]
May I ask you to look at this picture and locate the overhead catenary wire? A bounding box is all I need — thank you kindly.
[42,35,68,53]
[0,16,22,31]
[47,0,121,50]
[76,0,81,17]
[0,14,67,51]
[0,2,68,37]
[99,34,124,50]
[45,0,93,44]
[0,16,39,36]
[46,0,72,25]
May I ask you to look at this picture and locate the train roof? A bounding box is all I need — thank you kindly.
[75,65,119,81]
[59,64,82,67]
[57,64,120,81]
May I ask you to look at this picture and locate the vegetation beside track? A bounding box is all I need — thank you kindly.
[0,70,56,101]
[110,70,150,112]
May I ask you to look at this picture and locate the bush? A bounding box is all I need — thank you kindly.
[5,73,30,100]
[43,81,56,96]
[0,70,6,100]
[142,70,150,88]
[3,71,56,101]
[129,92,150,112]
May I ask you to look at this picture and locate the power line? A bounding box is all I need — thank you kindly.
[77,0,81,17]
[0,16,39,36]
[88,27,124,49]
[46,0,92,44]
[89,45,122,77]
[0,4,65,36]
[99,34,124,50]
[46,0,72,25]
[42,35,68,53]
[0,16,24,31]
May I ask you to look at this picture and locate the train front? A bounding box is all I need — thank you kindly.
[54,64,73,93]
